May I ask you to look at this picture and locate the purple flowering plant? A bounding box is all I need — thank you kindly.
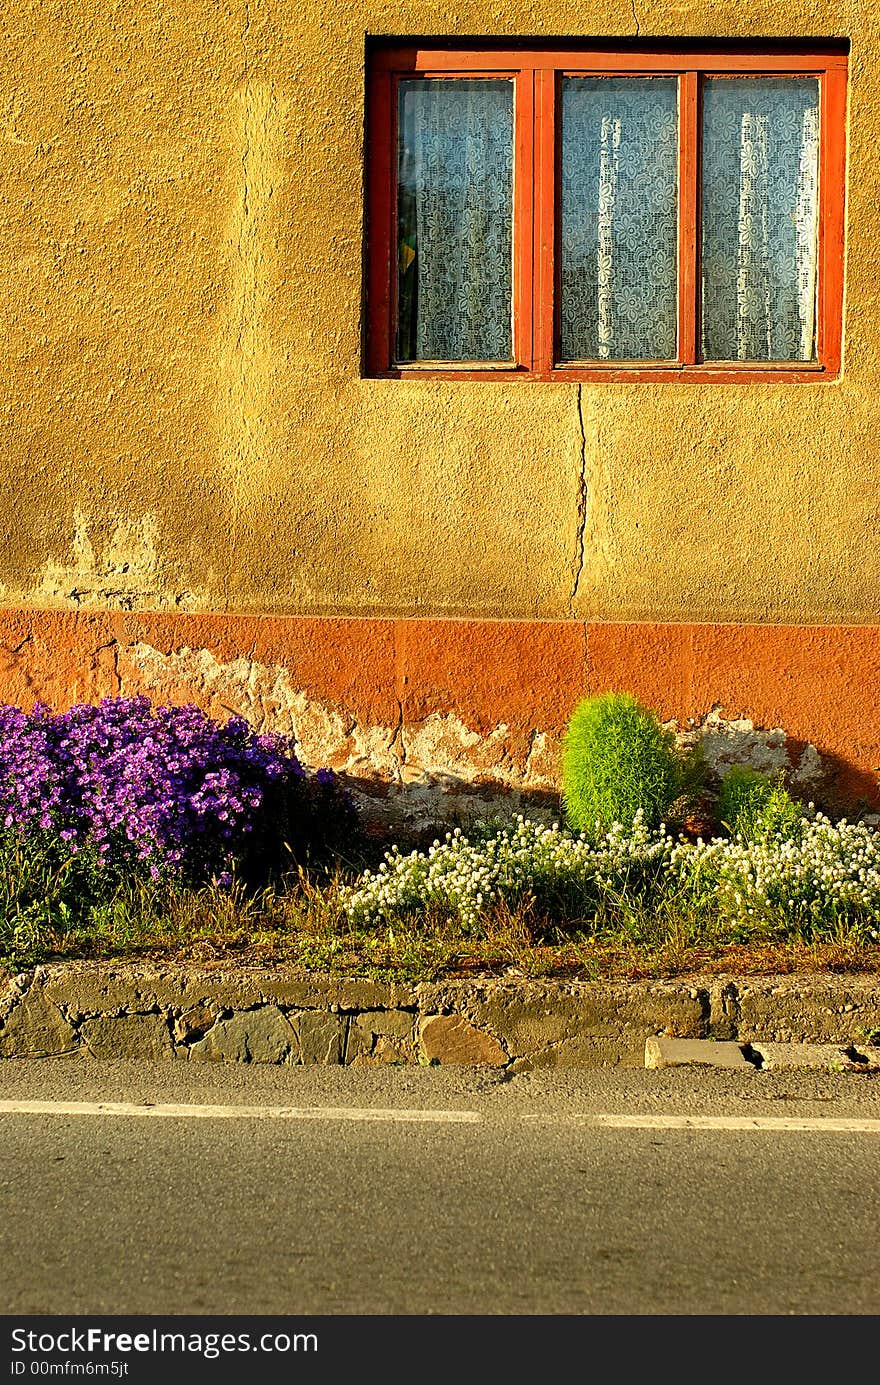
[0,696,356,892]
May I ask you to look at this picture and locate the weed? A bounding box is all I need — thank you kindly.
[561,692,702,838]
[717,765,804,843]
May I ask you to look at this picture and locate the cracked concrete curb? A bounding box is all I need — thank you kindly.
[1,963,878,1070]
[644,1036,880,1072]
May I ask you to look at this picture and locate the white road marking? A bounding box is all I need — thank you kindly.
[523,1113,880,1133]
[2,1102,879,1133]
[0,1100,483,1123]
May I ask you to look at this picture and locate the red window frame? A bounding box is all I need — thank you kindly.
[365,42,848,382]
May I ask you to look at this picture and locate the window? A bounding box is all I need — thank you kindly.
[365,42,847,381]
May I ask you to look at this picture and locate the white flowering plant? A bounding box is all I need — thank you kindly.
[340,811,675,934]
[671,811,880,940]
[339,808,880,945]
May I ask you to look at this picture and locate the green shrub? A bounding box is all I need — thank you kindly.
[716,765,803,842]
[561,692,698,837]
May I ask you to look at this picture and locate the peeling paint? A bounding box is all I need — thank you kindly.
[789,742,825,789]
[682,707,826,791]
[124,640,561,831]
[127,641,402,777]
[692,707,790,777]
[0,613,876,831]
[38,510,199,611]
[125,641,834,833]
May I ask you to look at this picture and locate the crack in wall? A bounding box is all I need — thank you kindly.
[387,698,407,781]
[630,0,641,36]
[568,383,588,611]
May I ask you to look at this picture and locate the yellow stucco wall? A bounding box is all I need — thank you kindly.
[1,2,876,624]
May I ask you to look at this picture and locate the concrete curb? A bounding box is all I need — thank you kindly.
[1,962,879,1070]
[644,1036,880,1072]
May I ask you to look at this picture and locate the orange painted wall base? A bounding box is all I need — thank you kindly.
[1,610,877,828]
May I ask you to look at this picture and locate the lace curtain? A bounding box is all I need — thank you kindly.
[393,73,820,366]
[560,77,679,361]
[701,78,820,362]
[396,79,514,362]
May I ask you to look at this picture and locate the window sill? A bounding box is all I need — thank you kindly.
[370,362,837,384]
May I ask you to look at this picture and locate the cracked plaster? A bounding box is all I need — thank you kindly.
[37,510,201,612]
[122,640,830,829]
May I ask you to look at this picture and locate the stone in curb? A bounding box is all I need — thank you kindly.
[187,1006,296,1064]
[420,1015,507,1067]
[517,1034,648,1069]
[708,980,740,1040]
[736,978,880,1045]
[645,1037,751,1070]
[437,982,707,1056]
[79,1013,174,1061]
[346,1010,417,1066]
[0,971,33,1024]
[0,993,78,1057]
[751,1042,867,1072]
[172,1005,220,1043]
[292,1012,346,1065]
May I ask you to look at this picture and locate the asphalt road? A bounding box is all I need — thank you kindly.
[1,1058,879,1322]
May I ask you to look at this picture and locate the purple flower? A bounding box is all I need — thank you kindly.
[0,696,356,886]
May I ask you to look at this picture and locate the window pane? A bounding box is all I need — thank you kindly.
[396,79,513,362]
[701,77,820,362]
[560,77,679,361]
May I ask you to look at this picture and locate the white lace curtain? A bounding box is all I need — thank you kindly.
[396,78,513,362]
[560,77,679,361]
[394,73,820,365]
[701,77,820,362]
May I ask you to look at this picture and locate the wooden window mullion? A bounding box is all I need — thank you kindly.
[678,71,699,365]
[533,66,556,373]
[513,69,535,371]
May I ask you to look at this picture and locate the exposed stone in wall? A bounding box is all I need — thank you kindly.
[347,1010,418,1067]
[119,642,835,834]
[678,706,827,795]
[122,640,562,835]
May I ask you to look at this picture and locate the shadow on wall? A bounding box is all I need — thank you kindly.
[689,719,880,824]
[331,735,880,852]
[340,771,565,850]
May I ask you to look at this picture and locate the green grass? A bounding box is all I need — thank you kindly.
[3,808,880,984]
[2,859,877,984]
